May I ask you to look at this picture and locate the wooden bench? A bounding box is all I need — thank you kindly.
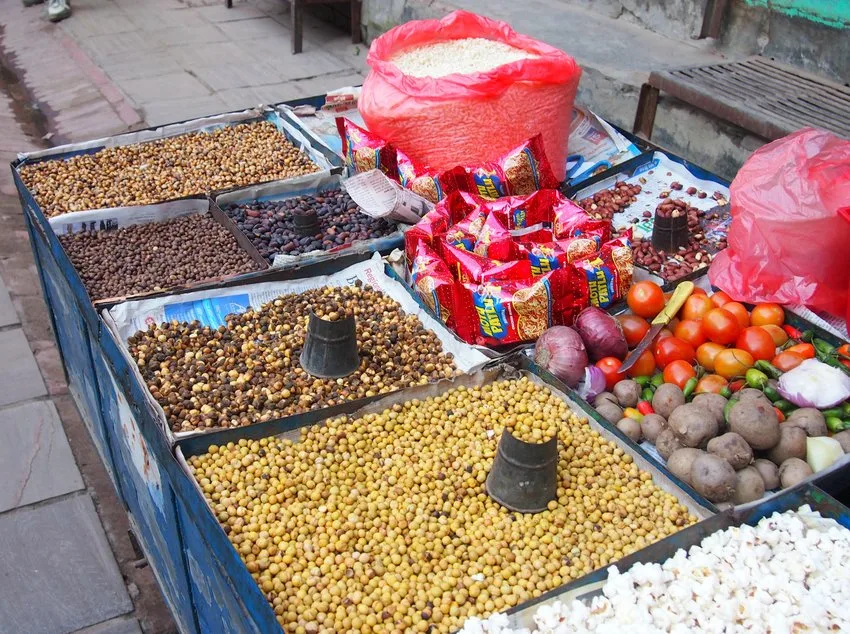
[226,0,362,55]
[633,56,850,142]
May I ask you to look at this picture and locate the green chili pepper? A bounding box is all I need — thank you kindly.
[762,386,782,402]
[720,386,732,399]
[745,369,769,390]
[773,399,795,414]
[724,397,739,424]
[801,330,814,343]
[633,375,651,386]
[823,356,850,376]
[843,403,850,419]
[822,408,844,419]
[754,360,782,380]
[642,387,655,403]
[813,337,835,356]
[826,416,847,433]
[651,373,664,388]
[683,377,698,401]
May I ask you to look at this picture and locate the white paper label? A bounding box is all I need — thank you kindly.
[344,170,433,224]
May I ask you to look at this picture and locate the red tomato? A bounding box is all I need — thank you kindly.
[721,302,750,328]
[663,360,697,389]
[627,348,656,378]
[680,295,714,321]
[751,303,785,327]
[714,348,755,379]
[673,319,706,348]
[691,287,707,296]
[703,308,742,345]
[695,374,729,394]
[838,344,850,370]
[735,326,776,361]
[761,324,789,347]
[786,343,815,359]
[654,336,696,369]
[596,357,625,391]
[772,351,805,372]
[710,291,732,307]
[627,282,665,319]
[696,342,726,372]
[618,315,651,348]
[655,328,674,342]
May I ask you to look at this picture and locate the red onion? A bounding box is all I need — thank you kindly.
[777,359,850,409]
[534,326,588,387]
[577,365,606,401]
[574,306,628,362]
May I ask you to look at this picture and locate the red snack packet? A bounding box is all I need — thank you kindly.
[460,267,588,345]
[460,135,559,199]
[442,228,476,254]
[473,213,517,260]
[454,207,489,238]
[405,206,451,264]
[398,149,465,203]
[337,118,398,180]
[436,190,487,225]
[442,241,531,284]
[410,243,459,328]
[572,234,633,308]
[521,236,601,276]
[553,198,612,242]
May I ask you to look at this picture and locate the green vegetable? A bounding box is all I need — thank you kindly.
[825,416,847,433]
[813,337,835,356]
[745,369,769,389]
[773,399,795,414]
[720,386,732,399]
[762,386,782,402]
[821,408,844,419]
[723,397,739,424]
[843,403,850,419]
[633,375,651,386]
[651,373,664,388]
[682,377,698,400]
[755,360,782,380]
[801,330,814,343]
[642,387,655,403]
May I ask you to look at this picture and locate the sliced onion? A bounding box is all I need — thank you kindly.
[576,366,606,401]
[777,359,850,409]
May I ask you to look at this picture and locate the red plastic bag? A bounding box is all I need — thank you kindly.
[360,10,581,181]
[710,128,850,320]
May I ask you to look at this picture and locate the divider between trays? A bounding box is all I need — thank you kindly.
[102,254,489,444]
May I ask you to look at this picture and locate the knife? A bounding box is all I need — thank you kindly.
[619,281,695,373]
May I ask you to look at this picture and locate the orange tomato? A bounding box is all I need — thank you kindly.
[703,308,742,345]
[627,281,665,319]
[721,302,750,328]
[596,357,625,391]
[618,315,651,348]
[691,287,707,296]
[838,344,850,369]
[751,303,785,327]
[714,348,755,379]
[695,374,729,394]
[681,294,714,321]
[696,342,726,372]
[710,291,732,307]
[772,351,805,372]
[627,348,657,378]
[673,319,706,348]
[761,324,789,347]
[785,343,815,359]
[735,326,776,362]
[663,360,697,389]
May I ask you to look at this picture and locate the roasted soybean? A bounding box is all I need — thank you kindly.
[188,378,696,634]
[130,283,458,432]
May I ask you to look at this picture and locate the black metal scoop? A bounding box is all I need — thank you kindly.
[486,428,558,513]
[299,309,359,378]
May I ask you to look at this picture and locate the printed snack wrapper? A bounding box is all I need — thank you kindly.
[337,117,399,181]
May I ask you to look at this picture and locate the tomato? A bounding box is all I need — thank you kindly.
[627,281,665,319]
[695,374,729,394]
[655,328,674,342]
[721,302,750,328]
[691,287,707,296]
[673,319,706,348]
[772,351,805,372]
[838,344,850,369]
[714,348,755,379]
[680,295,714,321]
[761,324,789,347]
[654,336,696,369]
[735,326,776,361]
[596,357,625,391]
[786,343,815,359]
[663,360,697,389]
[627,348,656,378]
[751,303,785,327]
[618,315,651,348]
[703,308,742,345]
[710,291,732,307]
[696,342,726,372]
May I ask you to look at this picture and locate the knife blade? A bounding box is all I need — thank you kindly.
[619,281,695,373]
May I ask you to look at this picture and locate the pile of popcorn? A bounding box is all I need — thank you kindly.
[460,505,850,634]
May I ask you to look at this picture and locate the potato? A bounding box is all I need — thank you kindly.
[728,399,780,450]
[613,380,641,408]
[779,457,813,489]
[652,384,685,419]
[616,418,642,443]
[832,430,850,453]
[666,448,704,486]
[593,392,618,408]
[707,432,753,470]
[655,428,683,460]
[668,403,719,448]
[640,413,667,444]
[766,425,807,465]
[784,408,827,437]
[737,388,770,402]
[752,458,780,490]
[690,453,737,502]
[692,393,728,429]
[732,466,765,504]
[595,401,624,425]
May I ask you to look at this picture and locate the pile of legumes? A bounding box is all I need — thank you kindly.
[188,377,697,633]
[390,38,537,78]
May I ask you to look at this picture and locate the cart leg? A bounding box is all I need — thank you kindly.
[633,83,659,140]
[291,0,303,55]
[351,0,362,44]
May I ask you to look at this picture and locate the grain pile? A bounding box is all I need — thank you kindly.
[390,38,537,78]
